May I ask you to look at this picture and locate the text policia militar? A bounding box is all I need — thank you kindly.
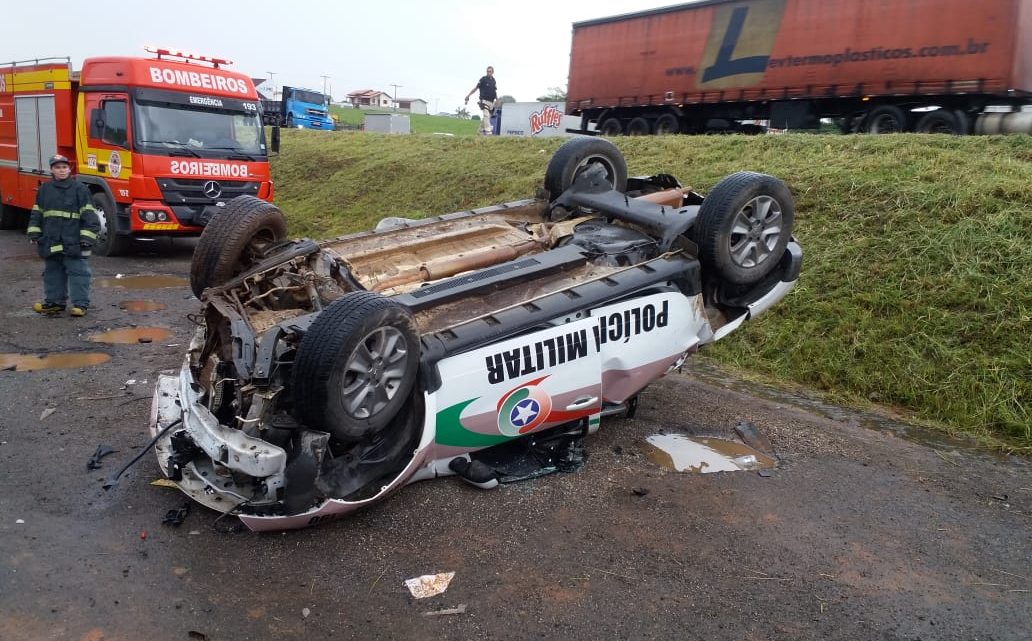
[486,300,670,384]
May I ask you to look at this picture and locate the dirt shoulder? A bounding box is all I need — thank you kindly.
[0,229,1028,641]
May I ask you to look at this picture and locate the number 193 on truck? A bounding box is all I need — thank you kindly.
[0,46,275,255]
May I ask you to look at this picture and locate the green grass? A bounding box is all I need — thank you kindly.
[270,130,1032,450]
[328,106,480,136]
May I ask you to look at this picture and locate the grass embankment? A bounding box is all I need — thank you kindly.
[271,130,1032,450]
[329,105,480,136]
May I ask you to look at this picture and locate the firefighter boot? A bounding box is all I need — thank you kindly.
[33,302,65,315]
[69,306,87,317]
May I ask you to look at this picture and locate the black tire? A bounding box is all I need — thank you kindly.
[626,117,652,136]
[915,110,961,134]
[0,203,21,230]
[92,191,130,257]
[544,137,628,197]
[865,105,909,134]
[292,292,420,442]
[695,172,795,285]
[189,195,288,298]
[654,113,681,135]
[598,117,623,136]
[952,109,972,135]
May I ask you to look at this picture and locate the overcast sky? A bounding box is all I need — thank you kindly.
[4,0,669,113]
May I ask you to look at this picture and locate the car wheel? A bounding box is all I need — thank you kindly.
[626,117,652,136]
[544,137,628,197]
[865,105,909,133]
[92,191,130,257]
[914,110,961,134]
[189,195,288,298]
[654,113,681,135]
[695,172,794,285]
[598,117,623,136]
[292,292,420,442]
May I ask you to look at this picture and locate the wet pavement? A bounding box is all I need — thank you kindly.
[0,229,1028,641]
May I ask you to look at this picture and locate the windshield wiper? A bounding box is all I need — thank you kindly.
[205,146,258,161]
[138,140,200,157]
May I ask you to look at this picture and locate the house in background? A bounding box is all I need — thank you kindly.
[347,90,394,109]
[395,98,428,115]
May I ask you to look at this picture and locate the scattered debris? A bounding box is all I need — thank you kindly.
[757,469,774,478]
[404,572,455,599]
[87,444,117,470]
[187,632,208,641]
[39,407,56,421]
[139,531,148,540]
[631,487,650,497]
[423,604,467,617]
[301,607,311,618]
[734,420,774,453]
[16,519,24,524]
[162,502,191,527]
[990,494,1008,502]
[150,478,179,488]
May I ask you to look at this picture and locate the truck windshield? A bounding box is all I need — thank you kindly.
[134,101,265,156]
[291,90,325,106]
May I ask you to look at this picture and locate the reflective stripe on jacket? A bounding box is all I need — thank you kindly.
[27,179,100,258]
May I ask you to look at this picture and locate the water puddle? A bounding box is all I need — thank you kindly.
[643,433,776,474]
[118,300,168,313]
[88,327,172,344]
[0,352,111,371]
[96,275,188,289]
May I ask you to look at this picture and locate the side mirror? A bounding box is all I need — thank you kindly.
[270,126,280,154]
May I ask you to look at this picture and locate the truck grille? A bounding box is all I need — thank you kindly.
[156,178,260,205]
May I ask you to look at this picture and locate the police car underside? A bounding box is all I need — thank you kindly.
[151,141,801,531]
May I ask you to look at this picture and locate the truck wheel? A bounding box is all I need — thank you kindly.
[695,172,794,286]
[626,117,652,136]
[544,137,628,197]
[865,106,909,134]
[598,117,623,136]
[654,113,681,135]
[915,110,961,134]
[189,195,287,298]
[92,192,130,257]
[952,110,972,135]
[0,203,21,230]
[292,292,420,442]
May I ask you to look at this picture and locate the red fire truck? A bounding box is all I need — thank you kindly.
[0,47,274,255]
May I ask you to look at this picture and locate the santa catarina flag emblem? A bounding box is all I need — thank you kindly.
[496,376,553,437]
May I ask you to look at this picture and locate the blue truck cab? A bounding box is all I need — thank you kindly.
[277,86,333,130]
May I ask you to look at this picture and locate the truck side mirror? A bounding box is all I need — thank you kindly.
[270,126,280,154]
[90,109,106,139]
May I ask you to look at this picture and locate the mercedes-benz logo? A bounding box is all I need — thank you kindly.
[202,180,222,199]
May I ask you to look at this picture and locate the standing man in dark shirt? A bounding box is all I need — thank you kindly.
[465,66,497,135]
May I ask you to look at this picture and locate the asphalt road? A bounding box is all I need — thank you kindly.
[0,228,1029,641]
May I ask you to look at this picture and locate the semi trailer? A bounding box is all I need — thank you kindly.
[566,0,1032,135]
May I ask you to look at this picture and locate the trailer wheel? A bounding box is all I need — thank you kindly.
[914,110,961,134]
[544,137,628,197]
[292,292,420,442]
[189,195,288,298]
[626,117,652,136]
[598,117,623,136]
[654,113,681,135]
[952,110,972,135]
[865,106,909,134]
[695,172,794,285]
[92,192,130,257]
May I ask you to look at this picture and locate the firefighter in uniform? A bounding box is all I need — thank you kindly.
[27,154,100,317]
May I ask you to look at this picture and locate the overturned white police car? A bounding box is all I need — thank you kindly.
[150,138,802,530]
